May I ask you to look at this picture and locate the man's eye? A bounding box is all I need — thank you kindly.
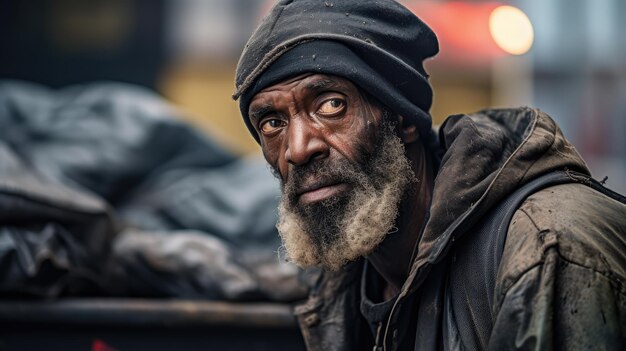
[260,119,287,134]
[317,98,345,116]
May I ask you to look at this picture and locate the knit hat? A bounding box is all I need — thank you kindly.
[234,0,439,143]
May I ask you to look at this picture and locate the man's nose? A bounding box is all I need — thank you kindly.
[284,120,329,167]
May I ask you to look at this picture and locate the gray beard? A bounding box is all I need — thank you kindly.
[276,123,417,271]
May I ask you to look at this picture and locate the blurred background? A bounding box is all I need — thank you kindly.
[0,1,623,350]
[1,0,624,192]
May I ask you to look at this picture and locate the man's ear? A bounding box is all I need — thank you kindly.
[397,116,420,144]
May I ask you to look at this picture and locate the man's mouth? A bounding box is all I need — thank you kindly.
[297,182,351,205]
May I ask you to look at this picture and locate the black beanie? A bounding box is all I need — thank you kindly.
[234,0,439,143]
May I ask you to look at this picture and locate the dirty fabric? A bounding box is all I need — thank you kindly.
[0,80,307,301]
[295,107,626,350]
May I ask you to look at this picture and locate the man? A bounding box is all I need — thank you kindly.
[233,1,626,350]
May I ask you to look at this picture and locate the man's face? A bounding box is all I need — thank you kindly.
[249,74,416,270]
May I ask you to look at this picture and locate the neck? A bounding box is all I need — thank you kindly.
[366,142,434,298]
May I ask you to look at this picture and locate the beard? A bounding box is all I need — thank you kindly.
[275,122,417,271]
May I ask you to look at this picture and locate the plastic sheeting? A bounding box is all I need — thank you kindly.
[0,80,307,301]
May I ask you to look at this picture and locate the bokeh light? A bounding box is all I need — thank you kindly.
[489,5,534,55]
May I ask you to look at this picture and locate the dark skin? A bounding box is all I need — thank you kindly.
[249,73,435,299]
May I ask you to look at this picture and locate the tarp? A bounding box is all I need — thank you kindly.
[0,80,307,301]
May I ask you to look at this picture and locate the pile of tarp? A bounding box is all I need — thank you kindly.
[0,80,308,301]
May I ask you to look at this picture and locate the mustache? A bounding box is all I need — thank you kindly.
[269,121,391,206]
[281,157,367,203]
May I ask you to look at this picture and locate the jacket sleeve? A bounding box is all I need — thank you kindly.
[488,185,626,350]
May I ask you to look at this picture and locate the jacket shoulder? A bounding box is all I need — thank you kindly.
[497,182,626,299]
[489,182,626,349]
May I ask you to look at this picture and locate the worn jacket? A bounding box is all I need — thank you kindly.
[294,107,626,350]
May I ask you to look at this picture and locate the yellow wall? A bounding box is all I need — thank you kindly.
[159,62,261,155]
